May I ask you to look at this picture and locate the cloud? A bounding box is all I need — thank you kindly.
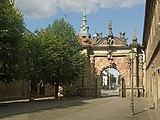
[57,0,99,14]
[15,0,57,18]
[96,0,144,8]
[15,0,144,19]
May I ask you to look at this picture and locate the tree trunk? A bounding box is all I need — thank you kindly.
[55,80,59,99]
[29,80,35,101]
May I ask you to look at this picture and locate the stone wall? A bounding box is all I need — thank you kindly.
[0,80,29,100]
[0,80,54,101]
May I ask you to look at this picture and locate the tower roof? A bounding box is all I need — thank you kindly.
[80,1,89,40]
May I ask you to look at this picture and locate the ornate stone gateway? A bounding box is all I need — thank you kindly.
[79,20,144,98]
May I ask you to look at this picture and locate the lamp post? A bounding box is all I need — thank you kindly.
[129,48,136,116]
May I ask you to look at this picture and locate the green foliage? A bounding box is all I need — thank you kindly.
[18,34,45,100]
[19,35,43,82]
[36,18,85,85]
[0,0,25,82]
[19,18,85,98]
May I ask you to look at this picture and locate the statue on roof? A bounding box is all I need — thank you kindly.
[108,20,113,38]
[108,20,112,30]
[119,31,128,43]
[93,30,103,42]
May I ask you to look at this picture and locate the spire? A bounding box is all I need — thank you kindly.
[80,0,90,45]
[80,0,89,37]
[132,28,137,42]
[83,0,86,20]
[129,28,139,47]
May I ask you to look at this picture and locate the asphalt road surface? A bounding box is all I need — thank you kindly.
[0,95,159,120]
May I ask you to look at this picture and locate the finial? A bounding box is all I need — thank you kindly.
[82,0,86,18]
[132,28,137,42]
[133,28,137,38]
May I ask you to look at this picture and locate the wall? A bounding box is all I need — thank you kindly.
[143,0,160,110]
[0,80,54,101]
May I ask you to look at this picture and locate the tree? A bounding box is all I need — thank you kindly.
[36,18,85,99]
[0,0,25,82]
[18,33,45,101]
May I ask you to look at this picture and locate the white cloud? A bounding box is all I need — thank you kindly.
[15,0,144,19]
[57,0,98,14]
[96,0,144,8]
[15,0,57,18]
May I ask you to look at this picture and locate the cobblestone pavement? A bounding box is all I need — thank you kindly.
[0,96,160,120]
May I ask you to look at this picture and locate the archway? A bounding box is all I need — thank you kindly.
[101,67,120,97]
[96,59,127,97]
[80,40,144,98]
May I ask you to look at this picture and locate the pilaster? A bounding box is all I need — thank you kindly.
[90,55,96,96]
[126,55,131,97]
[138,54,144,97]
[90,55,95,85]
[133,48,138,88]
[126,55,131,87]
[139,54,143,87]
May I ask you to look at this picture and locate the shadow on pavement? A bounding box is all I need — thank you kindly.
[101,94,120,98]
[134,109,150,116]
[0,97,88,119]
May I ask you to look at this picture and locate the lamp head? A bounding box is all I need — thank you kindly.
[129,49,136,60]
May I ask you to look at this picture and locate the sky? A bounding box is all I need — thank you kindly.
[14,0,145,44]
[103,68,120,79]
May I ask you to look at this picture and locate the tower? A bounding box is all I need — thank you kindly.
[80,1,89,44]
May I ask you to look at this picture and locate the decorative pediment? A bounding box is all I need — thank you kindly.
[93,37,128,46]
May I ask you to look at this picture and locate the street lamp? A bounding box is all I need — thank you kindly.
[129,48,136,116]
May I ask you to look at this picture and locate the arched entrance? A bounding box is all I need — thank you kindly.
[94,56,128,97]
[101,67,121,97]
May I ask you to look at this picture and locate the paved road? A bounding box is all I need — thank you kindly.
[101,89,120,97]
[0,96,159,120]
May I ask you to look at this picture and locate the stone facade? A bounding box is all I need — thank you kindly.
[143,0,160,110]
[80,35,144,97]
